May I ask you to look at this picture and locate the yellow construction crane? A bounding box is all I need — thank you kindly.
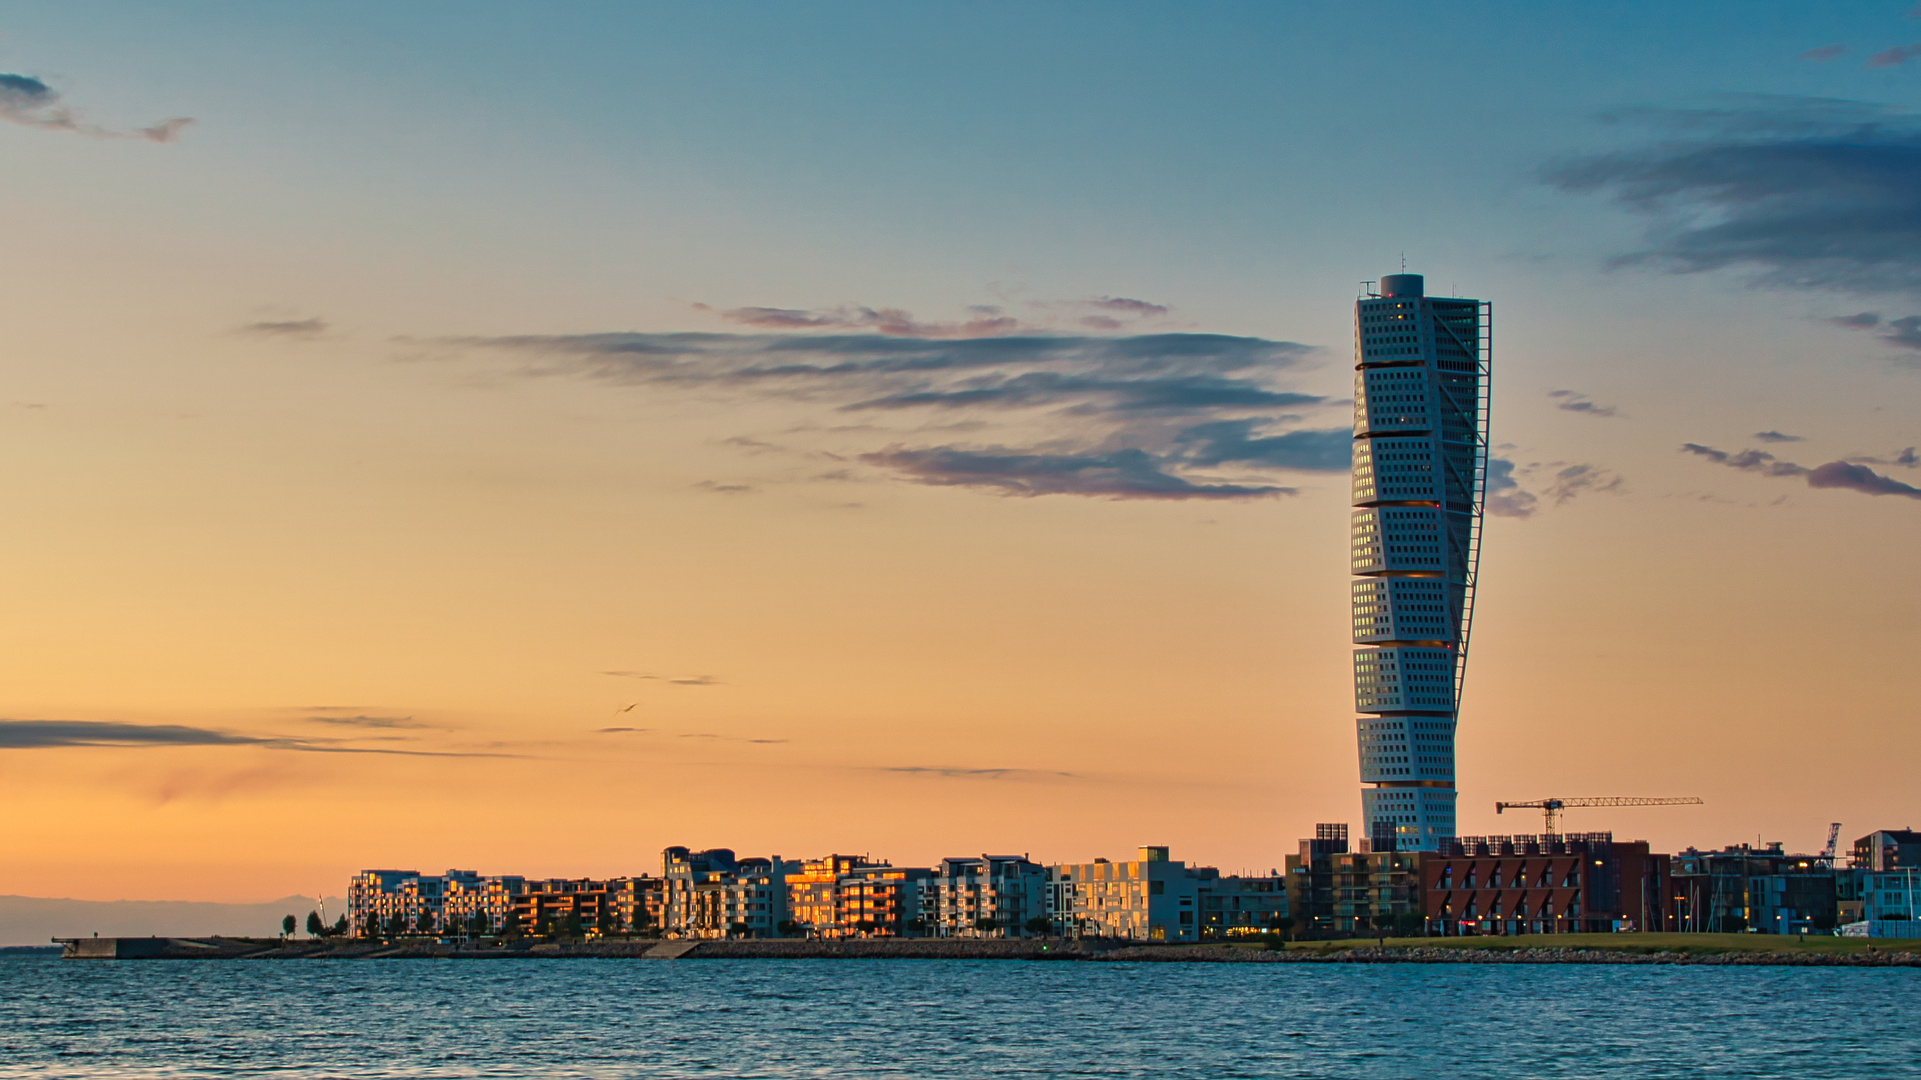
[1493,796,1704,834]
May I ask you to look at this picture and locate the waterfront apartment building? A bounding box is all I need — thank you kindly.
[1749,871,1839,936]
[1198,874,1290,938]
[1348,272,1489,851]
[350,869,668,938]
[512,877,665,936]
[1050,847,1202,942]
[349,869,526,937]
[928,856,1048,937]
[783,854,935,938]
[1285,825,1423,938]
[839,864,935,936]
[1670,843,1819,934]
[786,854,881,937]
[1424,834,1673,935]
[1048,847,1285,942]
[1853,829,1921,871]
[661,847,793,939]
[1844,864,1921,933]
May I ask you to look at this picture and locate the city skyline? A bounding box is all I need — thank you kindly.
[2,2,1920,905]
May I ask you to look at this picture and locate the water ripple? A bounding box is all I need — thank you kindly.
[0,957,1915,1079]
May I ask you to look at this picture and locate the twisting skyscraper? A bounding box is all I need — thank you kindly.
[1349,273,1489,852]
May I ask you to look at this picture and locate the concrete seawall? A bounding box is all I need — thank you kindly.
[55,936,1921,966]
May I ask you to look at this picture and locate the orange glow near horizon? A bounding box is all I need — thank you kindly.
[3,9,1919,905]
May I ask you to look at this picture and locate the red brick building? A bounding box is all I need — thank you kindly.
[1423,833,1674,935]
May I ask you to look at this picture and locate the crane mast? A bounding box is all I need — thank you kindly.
[1819,822,1842,866]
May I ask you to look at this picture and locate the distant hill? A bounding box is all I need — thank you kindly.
[0,895,347,946]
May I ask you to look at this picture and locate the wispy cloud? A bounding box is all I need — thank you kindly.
[1542,463,1625,503]
[700,303,1021,338]
[693,480,756,495]
[1823,309,1921,352]
[880,765,1077,780]
[602,671,722,686]
[1754,430,1804,443]
[1867,43,1921,68]
[0,72,192,143]
[1547,99,1921,295]
[1085,297,1169,317]
[861,445,1291,500]
[1485,457,1538,518]
[1547,390,1621,417]
[1825,312,1882,330]
[447,318,1334,502]
[146,764,300,805]
[694,296,1172,339]
[845,373,1321,414]
[1169,420,1349,470]
[1801,44,1848,63]
[0,719,510,756]
[237,317,329,339]
[1841,446,1920,468]
[1682,442,1921,498]
[1483,456,1623,517]
[302,714,429,730]
[1680,443,1809,477]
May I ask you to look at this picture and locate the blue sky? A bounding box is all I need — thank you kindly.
[8,2,1917,335]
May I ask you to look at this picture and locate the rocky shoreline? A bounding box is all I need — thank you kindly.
[55,936,1921,966]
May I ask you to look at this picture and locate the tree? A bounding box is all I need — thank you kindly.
[306,912,325,938]
[1025,917,1052,937]
[1395,911,1426,938]
[973,917,998,936]
[417,910,437,936]
[387,912,408,938]
[563,910,585,939]
[499,909,521,939]
[1371,912,1396,945]
[729,921,753,938]
[775,920,799,938]
[534,912,553,938]
[468,912,489,938]
[1272,916,1297,941]
[281,914,296,939]
[331,915,349,938]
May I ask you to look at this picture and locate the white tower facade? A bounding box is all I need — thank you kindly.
[1350,273,1490,852]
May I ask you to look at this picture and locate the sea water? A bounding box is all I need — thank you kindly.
[0,954,1914,1078]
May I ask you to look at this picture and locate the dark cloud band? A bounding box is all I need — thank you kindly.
[456,325,1336,501]
[1682,443,1921,499]
[862,445,1292,500]
[0,719,508,756]
[1548,101,1921,296]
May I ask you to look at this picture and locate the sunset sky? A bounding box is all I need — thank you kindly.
[4,2,1919,903]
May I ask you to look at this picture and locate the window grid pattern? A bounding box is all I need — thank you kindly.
[1348,285,1490,851]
